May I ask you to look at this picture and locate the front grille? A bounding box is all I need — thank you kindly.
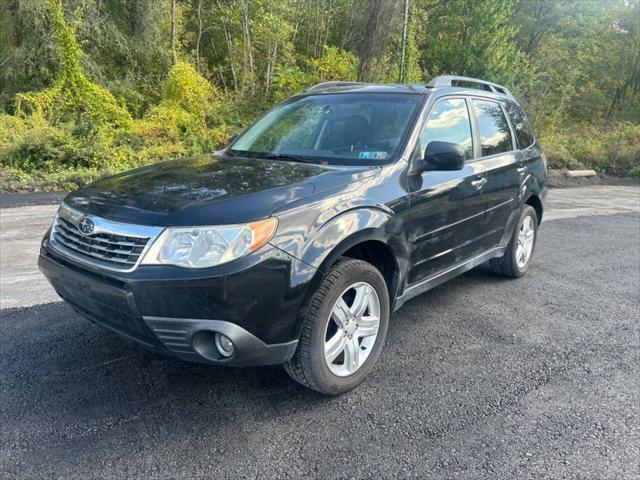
[52,216,149,270]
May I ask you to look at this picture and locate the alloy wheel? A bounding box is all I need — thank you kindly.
[516,215,535,268]
[324,282,381,377]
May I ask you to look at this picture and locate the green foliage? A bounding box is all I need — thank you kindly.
[141,61,221,151]
[382,3,423,84]
[1,21,227,190]
[271,47,358,100]
[514,0,640,128]
[420,0,528,86]
[15,0,131,130]
[1,0,639,191]
[0,0,170,114]
[0,114,129,175]
[309,46,358,82]
[271,66,312,99]
[540,123,640,175]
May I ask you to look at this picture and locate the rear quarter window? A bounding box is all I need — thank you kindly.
[506,101,536,149]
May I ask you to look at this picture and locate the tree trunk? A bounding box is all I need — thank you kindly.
[216,0,238,91]
[605,50,640,121]
[170,0,177,64]
[196,0,203,72]
[240,0,254,94]
[356,0,400,82]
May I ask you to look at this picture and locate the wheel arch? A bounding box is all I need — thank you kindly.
[525,193,543,224]
[324,237,400,304]
[295,208,405,319]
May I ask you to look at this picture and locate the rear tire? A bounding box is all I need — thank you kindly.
[490,205,538,278]
[284,258,390,395]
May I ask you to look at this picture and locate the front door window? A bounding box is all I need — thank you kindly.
[419,98,473,161]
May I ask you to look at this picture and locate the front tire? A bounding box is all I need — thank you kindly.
[284,258,390,395]
[490,205,538,278]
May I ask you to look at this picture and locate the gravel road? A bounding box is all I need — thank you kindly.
[1,186,638,479]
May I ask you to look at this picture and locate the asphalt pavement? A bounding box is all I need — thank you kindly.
[1,186,639,479]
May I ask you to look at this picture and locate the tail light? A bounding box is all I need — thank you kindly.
[541,151,548,170]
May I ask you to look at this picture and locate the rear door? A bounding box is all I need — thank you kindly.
[407,97,488,285]
[470,98,520,247]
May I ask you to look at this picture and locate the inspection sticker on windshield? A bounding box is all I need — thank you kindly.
[358,151,387,160]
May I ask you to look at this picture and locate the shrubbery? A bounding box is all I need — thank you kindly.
[0,2,362,191]
[0,58,236,191]
[539,123,640,176]
[271,46,358,100]
[0,0,638,192]
[0,56,233,191]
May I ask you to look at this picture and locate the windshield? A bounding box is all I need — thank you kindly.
[229,93,422,165]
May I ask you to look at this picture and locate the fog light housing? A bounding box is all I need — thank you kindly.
[215,333,234,358]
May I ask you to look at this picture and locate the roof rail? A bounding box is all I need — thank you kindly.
[426,75,512,97]
[306,81,369,92]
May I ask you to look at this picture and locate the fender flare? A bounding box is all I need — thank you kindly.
[519,173,542,207]
[500,173,545,246]
[290,207,405,328]
[519,172,545,222]
[298,207,401,273]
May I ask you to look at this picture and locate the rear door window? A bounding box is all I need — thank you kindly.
[472,99,514,157]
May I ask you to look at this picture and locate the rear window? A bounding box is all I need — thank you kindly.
[472,99,514,157]
[505,101,536,149]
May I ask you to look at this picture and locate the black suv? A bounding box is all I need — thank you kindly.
[39,76,547,394]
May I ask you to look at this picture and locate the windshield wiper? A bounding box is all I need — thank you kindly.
[260,153,322,164]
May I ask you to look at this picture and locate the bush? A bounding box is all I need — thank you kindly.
[142,61,221,152]
[15,0,131,130]
[0,3,231,191]
[309,46,358,83]
[0,165,103,192]
[539,123,640,176]
[270,47,358,101]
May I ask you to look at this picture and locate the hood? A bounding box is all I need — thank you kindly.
[64,154,378,225]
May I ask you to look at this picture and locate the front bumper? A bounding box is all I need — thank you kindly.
[38,239,316,366]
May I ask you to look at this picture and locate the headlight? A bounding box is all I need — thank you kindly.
[141,218,277,268]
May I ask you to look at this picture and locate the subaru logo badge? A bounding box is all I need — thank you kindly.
[78,216,95,235]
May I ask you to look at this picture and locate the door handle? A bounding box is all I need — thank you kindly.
[517,166,527,174]
[471,178,487,189]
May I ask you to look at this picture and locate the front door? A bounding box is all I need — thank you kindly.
[407,97,487,285]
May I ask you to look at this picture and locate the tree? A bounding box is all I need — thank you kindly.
[418,0,528,86]
[15,0,131,129]
[351,0,403,81]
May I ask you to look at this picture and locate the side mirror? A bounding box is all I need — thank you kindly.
[422,141,466,171]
